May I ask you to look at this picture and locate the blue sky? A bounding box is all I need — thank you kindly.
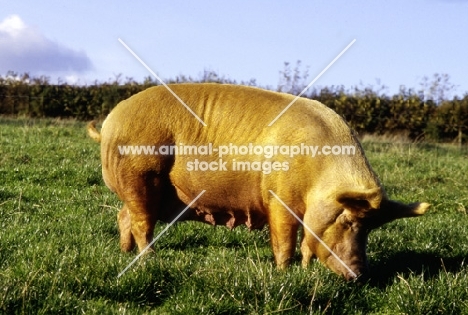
[1,0,467,96]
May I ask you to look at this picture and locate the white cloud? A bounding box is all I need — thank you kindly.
[0,15,26,36]
[0,15,93,74]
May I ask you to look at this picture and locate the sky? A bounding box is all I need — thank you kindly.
[1,0,467,97]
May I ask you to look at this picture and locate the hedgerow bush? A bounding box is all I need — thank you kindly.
[1,69,467,143]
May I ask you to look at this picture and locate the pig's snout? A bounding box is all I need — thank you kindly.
[343,263,369,282]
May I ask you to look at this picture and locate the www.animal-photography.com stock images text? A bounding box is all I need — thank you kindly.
[1,1,468,314]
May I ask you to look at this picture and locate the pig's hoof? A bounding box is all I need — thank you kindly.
[138,246,155,255]
[120,237,135,252]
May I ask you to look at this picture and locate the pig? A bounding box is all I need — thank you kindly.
[87,83,430,280]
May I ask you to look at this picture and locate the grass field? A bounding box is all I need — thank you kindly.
[1,117,468,314]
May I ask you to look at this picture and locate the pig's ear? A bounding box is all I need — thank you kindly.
[383,200,430,218]
[336,187,383,212]
[367,200,430,228]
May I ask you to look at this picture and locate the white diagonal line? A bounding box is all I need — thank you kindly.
[117,190,206,278]
[268,190,357,279]
[118,38,207,126]
[268,39,356,126]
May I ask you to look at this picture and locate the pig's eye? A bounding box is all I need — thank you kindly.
[338,213,354,228]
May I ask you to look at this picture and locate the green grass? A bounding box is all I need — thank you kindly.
[1,117,467,314]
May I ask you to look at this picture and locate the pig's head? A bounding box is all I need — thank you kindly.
[309,188,430,281]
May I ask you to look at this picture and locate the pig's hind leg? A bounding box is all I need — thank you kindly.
[118,171,161,253]
[117,205,135,252]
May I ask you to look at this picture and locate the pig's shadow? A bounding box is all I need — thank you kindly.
[367,251,466,287]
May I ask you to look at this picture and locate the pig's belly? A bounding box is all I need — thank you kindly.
[166,156,268,230]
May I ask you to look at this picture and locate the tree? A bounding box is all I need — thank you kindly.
[419,73,457,104]
[277,60,310,95]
